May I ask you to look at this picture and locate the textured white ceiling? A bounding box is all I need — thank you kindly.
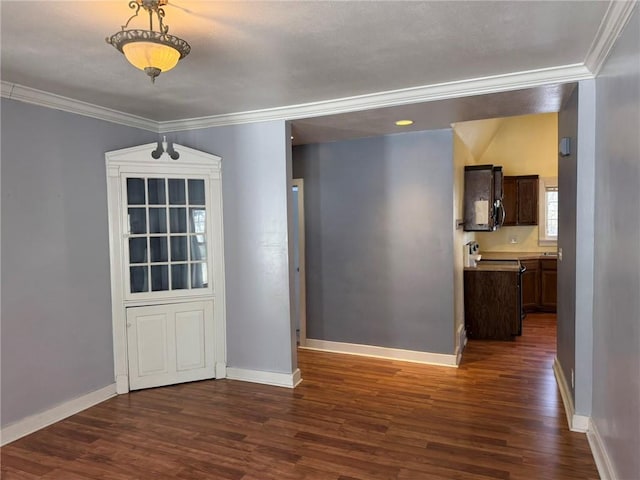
[291,83,575,145]
[1,1,610,123]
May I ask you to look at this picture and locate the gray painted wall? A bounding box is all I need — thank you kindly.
[557,86,578,403]
[574,80,596,416]
[593,9,640,479]
[167,120,296,374]
[1,99,157,427]
[547,80,596,417]
[293,129,455,354]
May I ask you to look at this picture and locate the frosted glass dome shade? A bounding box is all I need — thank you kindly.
[122,41,180,73]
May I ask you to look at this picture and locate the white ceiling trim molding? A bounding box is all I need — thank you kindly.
[3,64,593,134]
[158,64,593,133]
[0,81,158,133]
[584,0,638,75]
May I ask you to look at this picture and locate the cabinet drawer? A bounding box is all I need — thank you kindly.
[540,258,557,271]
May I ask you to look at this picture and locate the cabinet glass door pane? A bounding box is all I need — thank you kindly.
[189,208,206,233]
[129,238,147,263]
[171,264,189,290]
[171,236,188,262]
[127,178,145,205]
[190,237,207,261]
[149,208,167,233]
[147,178,166,205]
[128,208,146,234]
[191,263,207,289]
[188,179,205,205]
[151,265,169,291]
[170,208,187,233]
[130,266,148,293]
[168,179,186,205]
[150,237,168,262]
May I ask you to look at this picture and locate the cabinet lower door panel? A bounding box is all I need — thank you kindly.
[135,313,169,377]
[126,301,216,390]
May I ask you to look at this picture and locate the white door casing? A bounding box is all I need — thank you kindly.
[106,141,226,394]
[291,179,307,347]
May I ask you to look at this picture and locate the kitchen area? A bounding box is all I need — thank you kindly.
[453,113,558,342]
[464,245,557,341]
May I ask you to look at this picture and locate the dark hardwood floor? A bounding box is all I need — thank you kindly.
[1,313,598,479]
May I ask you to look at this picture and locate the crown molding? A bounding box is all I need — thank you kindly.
[3,63,594,135]
[158,63,593,133]
[1,81,14,98]
[1,81,158,133]
[584,0,638,75]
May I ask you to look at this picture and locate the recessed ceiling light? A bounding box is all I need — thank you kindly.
[395,120,414,126]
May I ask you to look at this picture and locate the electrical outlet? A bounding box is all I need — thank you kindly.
[571,368,575,389]
[509,236,518,244]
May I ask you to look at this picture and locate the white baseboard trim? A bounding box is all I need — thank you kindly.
[115,374,129,394]
[226,367,302,388]
[215,362,228,379]
[302,339,458,367]
[572,413,591,433]
[455,325,468,366]
[552,357,590,433]
[0,383,117,446]
[587,419,617,480]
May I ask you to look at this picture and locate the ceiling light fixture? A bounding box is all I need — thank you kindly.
[106,0,190,83]
[395,120,414,126]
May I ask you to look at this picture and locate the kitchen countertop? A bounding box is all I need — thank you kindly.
[464,251,558,272]
[479,251,558,261]
[464,259,521,272]
[464,264,521,272]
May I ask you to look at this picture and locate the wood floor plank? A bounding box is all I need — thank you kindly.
[1,314,599,479]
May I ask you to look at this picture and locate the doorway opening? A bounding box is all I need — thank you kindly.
[453,112,559,353]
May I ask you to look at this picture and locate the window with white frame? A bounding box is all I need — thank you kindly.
[539,177,558,245]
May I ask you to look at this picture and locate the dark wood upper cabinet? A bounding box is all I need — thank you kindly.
[517,177,539,225]
[503,175,539,226]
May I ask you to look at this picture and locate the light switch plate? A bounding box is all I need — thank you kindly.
[559,137,571,157]
[558,247,563,261]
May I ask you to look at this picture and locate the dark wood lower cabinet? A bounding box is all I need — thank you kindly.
[521,259,540,312]
[517,257,558,313]
[540,259,558,311]
[464,270,521,341]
